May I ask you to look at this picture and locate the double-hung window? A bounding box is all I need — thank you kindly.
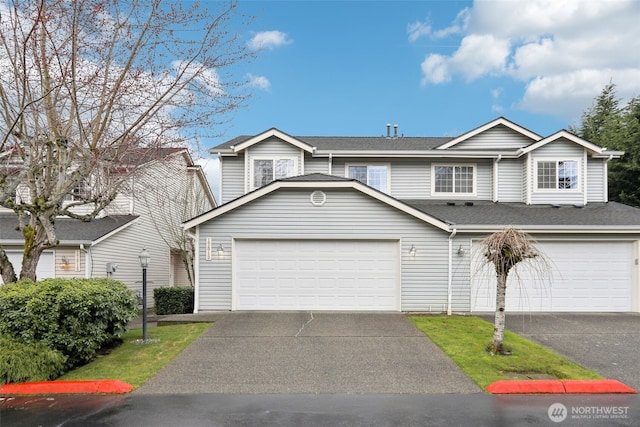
[536,160,578,190]
[253,158,296,189]
[347,164,389,192]
[433,164,475,195]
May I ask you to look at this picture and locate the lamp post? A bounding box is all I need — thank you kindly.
[139,247,150,342]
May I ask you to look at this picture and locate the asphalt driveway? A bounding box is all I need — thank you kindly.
[134,312,481,394]
[497,313,640,391]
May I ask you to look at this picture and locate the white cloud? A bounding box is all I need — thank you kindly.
[247,30,292,51]
[420,54,450,85]
[407,19,431,42]
[418,0,640,120]
[247,73,271,91]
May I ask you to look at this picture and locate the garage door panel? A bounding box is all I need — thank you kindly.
[472,241,633,312]
[235,240,400,311]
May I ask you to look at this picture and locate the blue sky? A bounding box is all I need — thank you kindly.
[200,0,640,198]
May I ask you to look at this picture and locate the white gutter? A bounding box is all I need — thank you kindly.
[447,228,457,315]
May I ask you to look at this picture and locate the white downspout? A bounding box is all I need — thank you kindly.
[493,155,502,202]
[328,153,333,175]
[447,228,457,315]
[191,227,200,313]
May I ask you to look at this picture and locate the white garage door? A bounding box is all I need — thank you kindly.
[234,240,400,311]
[471,241,634,312]
[2,251,54,284]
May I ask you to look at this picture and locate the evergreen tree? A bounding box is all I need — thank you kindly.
[571,84,640,207]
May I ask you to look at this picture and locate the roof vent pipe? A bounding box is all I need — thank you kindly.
[386,124,391,138]
[393,124,398,139]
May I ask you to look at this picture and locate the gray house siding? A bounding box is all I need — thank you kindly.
[390,160,430,199]
[219,154,244,204]
[196,188,470,312]
[448,125,536,149]
[587,159,606,203]
[497,159,524,202]
[303,153,330,175]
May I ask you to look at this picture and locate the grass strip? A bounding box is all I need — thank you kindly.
[409,315,601,389]
[60,323,212,389]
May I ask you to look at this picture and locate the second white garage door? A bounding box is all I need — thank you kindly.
[471,241,634,312]
[234,239,400,311]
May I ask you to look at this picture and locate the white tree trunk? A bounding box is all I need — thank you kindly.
[493,272,507,353]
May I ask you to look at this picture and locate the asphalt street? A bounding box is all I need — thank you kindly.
[2,393,639,427]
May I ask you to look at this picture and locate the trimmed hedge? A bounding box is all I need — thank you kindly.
[0,335,67,384]
[0,278,137,368]
[153,287,194,315]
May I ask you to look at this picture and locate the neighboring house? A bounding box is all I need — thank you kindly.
[0,148,216,303]
[185,117,640,313]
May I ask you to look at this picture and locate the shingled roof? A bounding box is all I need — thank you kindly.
[0,215,138,244]
[215,135,452,151]
[402,200,640,229]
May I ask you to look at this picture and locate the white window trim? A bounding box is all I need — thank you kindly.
[431,163,477,197]
[533,158,581,193]
[345,163,391,193]
[249,156,299,190]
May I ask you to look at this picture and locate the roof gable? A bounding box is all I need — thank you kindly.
[436,117,542,150]
[518,130,604,156]
[183,175,451,231]
[224,128,315,154]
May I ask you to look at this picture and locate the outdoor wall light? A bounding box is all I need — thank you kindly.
[457,245,466,257]
[217,244,225,256]
[409,245,417,257]
[60,256,70,269]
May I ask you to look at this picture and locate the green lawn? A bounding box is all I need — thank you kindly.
[410,315,601,389]
[61,323,212,388]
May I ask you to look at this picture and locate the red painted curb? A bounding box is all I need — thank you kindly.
[486,379,565,394]
[562,379,637,394]
[0,380,133,395]
[486,379,638,394]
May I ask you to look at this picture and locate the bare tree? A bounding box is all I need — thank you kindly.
[0,0,252,282]
[479,228,548,354]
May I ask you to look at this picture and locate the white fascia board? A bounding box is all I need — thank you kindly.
[91,217,140,246]
[518,130,604,156]
[454,224,640,234]
[232,128,315,154]
[182,180,452,232]
[435,117,542,150]
[312,150,521,159]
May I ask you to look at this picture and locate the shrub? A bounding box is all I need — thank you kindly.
[153,287,194,315]
[0,278,137,368]
[0,335,67,384]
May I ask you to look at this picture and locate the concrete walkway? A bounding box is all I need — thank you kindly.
[134,312,481,395]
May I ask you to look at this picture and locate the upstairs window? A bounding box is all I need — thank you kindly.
[433,164,475,195]
[65,179,91,201]
[536,160,578,190]
[253,158,296,188]
[347,164,389,192]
